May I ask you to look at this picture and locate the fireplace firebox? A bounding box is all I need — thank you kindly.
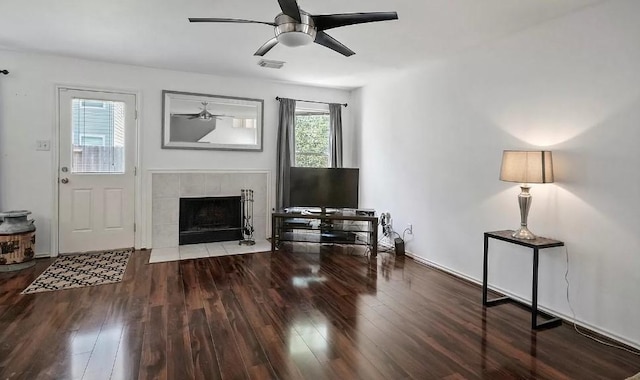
[179,196,242,245]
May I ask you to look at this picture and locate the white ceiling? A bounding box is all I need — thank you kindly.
[0,0,604,89]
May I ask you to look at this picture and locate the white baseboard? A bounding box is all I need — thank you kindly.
[404,250,640,351]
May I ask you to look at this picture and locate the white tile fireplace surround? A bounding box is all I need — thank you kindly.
[151,170,270,248]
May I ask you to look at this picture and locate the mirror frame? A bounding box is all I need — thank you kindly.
[161,90,264,151]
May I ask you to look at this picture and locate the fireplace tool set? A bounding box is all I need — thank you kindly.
[240,189,255,245]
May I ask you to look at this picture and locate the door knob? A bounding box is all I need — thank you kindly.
[61,178,69,184]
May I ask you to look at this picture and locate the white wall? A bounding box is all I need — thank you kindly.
[0,49,352,254]
[354,0,640,347]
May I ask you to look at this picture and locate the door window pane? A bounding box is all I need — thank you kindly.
[71,99,126,173]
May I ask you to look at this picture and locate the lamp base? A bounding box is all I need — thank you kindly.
[512,226,536,240]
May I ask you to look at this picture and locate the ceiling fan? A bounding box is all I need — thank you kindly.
[171,102,228,121]
[189,0,398,57]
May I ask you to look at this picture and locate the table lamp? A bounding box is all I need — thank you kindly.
[499,150,554,240]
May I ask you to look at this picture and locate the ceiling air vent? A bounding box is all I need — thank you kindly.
[257,59,285,69]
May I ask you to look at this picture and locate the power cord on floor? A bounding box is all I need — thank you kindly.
[377,240,394,253]
[564,246,640,356]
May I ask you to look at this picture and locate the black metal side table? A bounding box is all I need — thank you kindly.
[482,230,564,330]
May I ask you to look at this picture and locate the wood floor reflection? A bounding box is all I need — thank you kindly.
[0,244,638,379]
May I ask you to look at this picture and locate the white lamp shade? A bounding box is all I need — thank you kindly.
[499,150,554,184]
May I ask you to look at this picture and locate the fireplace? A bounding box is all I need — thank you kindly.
[179,196,242,245]
[151,171,269,248]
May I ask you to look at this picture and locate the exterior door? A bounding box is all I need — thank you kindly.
[58,88,137,253]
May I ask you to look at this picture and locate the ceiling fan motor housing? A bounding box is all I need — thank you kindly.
[275,11,317,47]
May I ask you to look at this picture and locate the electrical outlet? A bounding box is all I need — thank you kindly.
[407,224,413,235]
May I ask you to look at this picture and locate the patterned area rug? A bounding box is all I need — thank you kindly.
[21,248,133,294]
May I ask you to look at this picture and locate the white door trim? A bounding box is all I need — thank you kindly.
[52,84,141,256]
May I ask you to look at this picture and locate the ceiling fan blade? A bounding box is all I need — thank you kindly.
[188,18,275,27]
[188,115,200,119]
[254,37,279,56]
[277,0,302,22]
[312,12,398,31]
[314,31,355,57]
[172,113,199,117]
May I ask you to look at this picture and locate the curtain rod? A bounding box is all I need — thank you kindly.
[0,70,8,75]
[275,96,347,107]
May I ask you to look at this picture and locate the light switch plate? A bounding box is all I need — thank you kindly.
[36,140,50,151]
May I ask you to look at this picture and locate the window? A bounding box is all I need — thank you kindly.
[294,109,330,168]
[71,98,125,173]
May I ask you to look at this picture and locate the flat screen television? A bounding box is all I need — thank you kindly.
[288,167,359,210]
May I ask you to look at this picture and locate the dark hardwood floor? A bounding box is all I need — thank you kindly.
[0,243,638,380]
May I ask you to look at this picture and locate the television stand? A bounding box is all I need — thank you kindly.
[271,209,378,256]
[294,207,337,216]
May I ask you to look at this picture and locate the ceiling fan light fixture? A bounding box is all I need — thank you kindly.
[274,11,316,47]
[277,31,314,47]
[199,111,215,121]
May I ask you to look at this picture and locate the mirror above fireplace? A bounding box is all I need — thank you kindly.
[162,90,264,151]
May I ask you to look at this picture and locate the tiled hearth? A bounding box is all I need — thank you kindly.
[149,240,272,263]
[151,171,270,248]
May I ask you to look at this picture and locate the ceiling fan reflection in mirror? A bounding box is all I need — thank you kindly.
[171,102,230,121]
[189,0,398,57]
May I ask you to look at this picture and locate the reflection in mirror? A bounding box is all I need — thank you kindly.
[162,90,263,151]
